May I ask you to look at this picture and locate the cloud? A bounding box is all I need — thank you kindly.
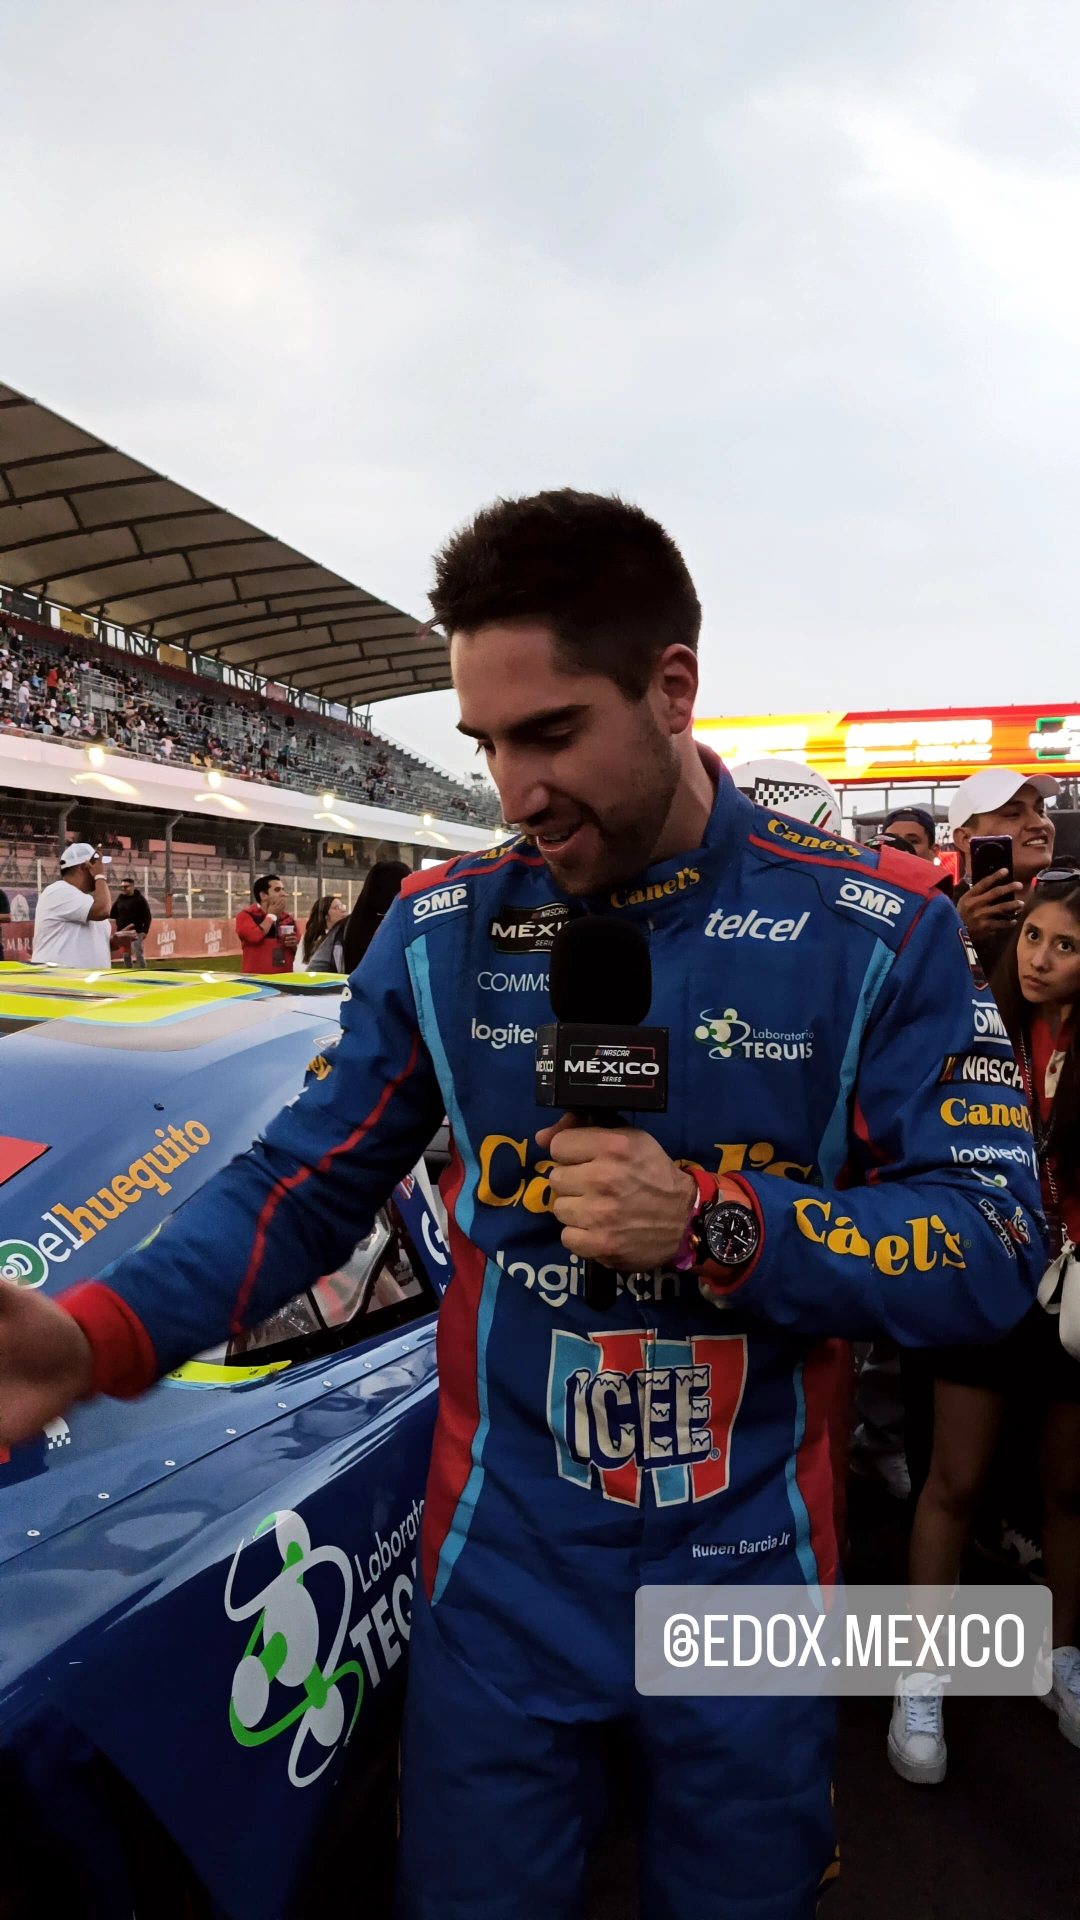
[3,0,1080,773]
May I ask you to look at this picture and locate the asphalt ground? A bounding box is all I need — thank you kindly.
[583,1476,1080,1920]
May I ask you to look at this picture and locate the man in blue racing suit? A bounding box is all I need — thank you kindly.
[1,492,1045,1919]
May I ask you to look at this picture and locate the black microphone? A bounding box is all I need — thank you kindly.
[536,917,669,1310]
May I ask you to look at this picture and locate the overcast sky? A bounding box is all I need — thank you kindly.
[4,1,1080,780]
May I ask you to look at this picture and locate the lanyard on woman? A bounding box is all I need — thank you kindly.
[1018,1025,1064,1257]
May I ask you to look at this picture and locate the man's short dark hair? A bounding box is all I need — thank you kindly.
[253,873,280,903]
[884,807,937,844]
[430,489,701,700]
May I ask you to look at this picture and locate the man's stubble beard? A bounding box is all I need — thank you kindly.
[538,709,682,897]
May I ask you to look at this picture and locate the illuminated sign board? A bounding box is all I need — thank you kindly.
[694,705,1080,787]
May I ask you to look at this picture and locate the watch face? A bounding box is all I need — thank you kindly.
[704,1202,759,1267]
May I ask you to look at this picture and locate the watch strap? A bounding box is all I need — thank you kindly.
[696,1178,764,1296]
[674,1166,720,1270]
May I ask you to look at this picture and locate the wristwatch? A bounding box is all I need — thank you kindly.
[701,1198,760,1268]
[675,1167,761,1277]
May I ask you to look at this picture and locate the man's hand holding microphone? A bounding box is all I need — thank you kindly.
[534,916,756,1301]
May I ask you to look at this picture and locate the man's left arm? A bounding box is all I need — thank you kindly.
[719,892,1046,1344]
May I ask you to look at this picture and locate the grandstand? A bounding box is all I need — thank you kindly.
[0,384,508,957]
[0,602,500,826]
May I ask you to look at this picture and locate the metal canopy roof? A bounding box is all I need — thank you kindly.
[0,383,450,703]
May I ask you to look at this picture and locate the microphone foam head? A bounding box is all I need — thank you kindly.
[548,915,652,1025]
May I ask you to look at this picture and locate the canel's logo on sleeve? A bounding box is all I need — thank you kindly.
[547,1327,748,1507]
[412,884,467,923]
[834,879,904,927]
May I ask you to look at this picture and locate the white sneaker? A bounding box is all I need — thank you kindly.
[1048,1645,1080,1748]
[887,1671,948,1784]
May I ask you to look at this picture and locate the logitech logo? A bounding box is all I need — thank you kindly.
[471,1018,537,1049]
[835,879,904,927]
[412,884,467,923]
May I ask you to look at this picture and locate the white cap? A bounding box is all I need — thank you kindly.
[730,757,843,835]
[947,768,1061,835]
[59,841,98,869]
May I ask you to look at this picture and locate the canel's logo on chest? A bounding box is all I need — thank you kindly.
[547,1327,747,1507]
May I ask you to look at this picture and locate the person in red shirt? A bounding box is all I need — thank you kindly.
[235,873,298,974]
[890,864,1080,1782]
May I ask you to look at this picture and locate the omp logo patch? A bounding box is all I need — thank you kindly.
[413,884,467,923]
[488,903,568,952]
[547,1326,747,1506]
[973,999,1010,1042]
[307,1055,333,1081]
[834,879,904,927]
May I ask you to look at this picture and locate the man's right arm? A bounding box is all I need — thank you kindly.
[0,909,444,1440]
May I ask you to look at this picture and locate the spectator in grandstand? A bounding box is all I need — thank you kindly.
[236,875,298,975]
[950,768,1059,975]
[341,860,410,974]
[112,876,152,968]
[890,866,1080,1781]
[295,894,349,972]
[32,843,114,968]
[882,805,937,860]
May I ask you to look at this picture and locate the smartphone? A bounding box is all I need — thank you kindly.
[969,834,1014,887]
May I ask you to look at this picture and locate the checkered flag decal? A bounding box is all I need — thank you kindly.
[749,777,834,826]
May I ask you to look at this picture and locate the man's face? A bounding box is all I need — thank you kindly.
[263,879,287,913]
[954,784,1054,886]
[452,620,684,895]
[885,818,934,859]
[121,879,134,894]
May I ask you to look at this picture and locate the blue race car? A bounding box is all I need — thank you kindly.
[0,964,449,1920]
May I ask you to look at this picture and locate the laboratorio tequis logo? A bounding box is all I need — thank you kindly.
[226,1509,364,1789]
[694,1007,814,1062]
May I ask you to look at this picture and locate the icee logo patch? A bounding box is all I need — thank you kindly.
[547,1327,747,1507]
[225,1510,364,1788]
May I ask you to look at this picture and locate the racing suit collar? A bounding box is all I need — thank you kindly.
[585,746,751,920]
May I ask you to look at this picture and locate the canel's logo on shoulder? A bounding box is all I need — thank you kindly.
[412,884,467,923]
[548,1327,748,1507]
[834,878,904,926]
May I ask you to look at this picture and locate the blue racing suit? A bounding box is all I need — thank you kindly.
[64,759,1046,1920]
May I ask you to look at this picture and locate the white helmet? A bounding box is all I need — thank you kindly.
[730,757,843,835]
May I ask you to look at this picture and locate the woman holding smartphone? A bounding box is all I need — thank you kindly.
[888,865,1080,1783]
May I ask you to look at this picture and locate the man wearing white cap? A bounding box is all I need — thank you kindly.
[948,767,1060,973]
[32,842,115,968]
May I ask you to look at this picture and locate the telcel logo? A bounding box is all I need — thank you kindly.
[704,909,809,943]
[836,879,904,927]
[412,884,467,923]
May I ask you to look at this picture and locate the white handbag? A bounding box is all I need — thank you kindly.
[1038,1237,1080,1360]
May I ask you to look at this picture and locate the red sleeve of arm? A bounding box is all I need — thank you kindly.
[235,909,263,946]
[58,1281,159,1399]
